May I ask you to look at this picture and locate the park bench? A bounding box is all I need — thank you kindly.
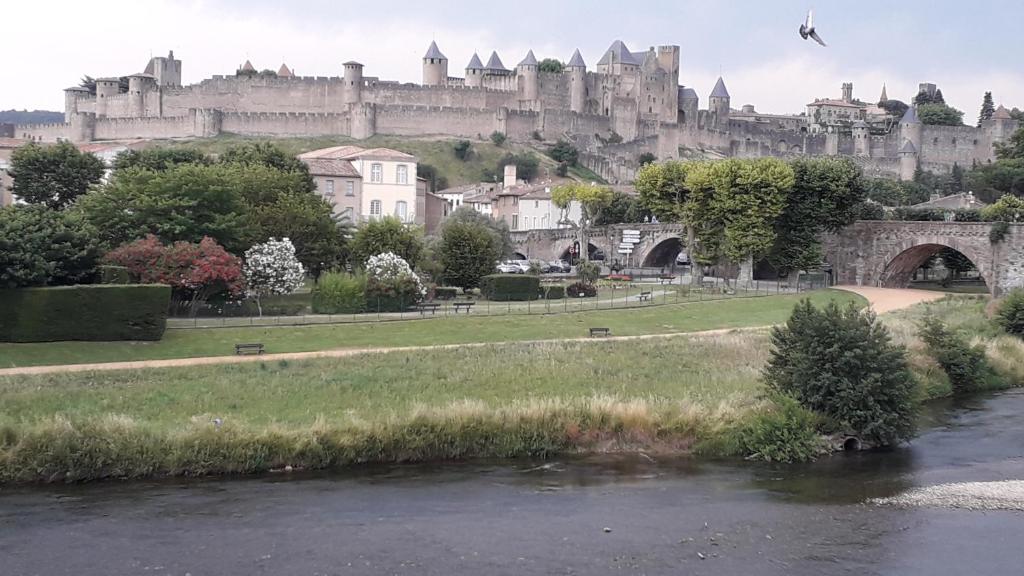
[701,280,716,291]
[638,291,653,302]
[453,302,475,314]
[417,303,441,315]
[589,327,611,338]
[658,275,676,284]
[234,343,265,356]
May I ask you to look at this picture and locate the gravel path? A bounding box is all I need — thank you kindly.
[833,285,950,314]
[874,480,1024,511]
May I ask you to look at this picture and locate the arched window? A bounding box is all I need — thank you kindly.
[395,200,408,222]
[370,199,382,218]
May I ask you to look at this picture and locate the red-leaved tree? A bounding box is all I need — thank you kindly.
[105,235,244,316]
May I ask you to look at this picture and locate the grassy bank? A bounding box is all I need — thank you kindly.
[0,290,862,368]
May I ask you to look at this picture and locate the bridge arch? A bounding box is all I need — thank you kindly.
[877,237,993,295]
[641,236,686,268]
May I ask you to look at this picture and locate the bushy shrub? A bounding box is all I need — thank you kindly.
[995,290,1024,338]
[918,316,993,394]
[97,265,131,284]
[0,285,170,342]
[576,260,600,284]
[490,131,507,146]
[738,396,824,463]
[312,272,366,314]
[542,285,565,300]
[853,200,886,221]
[365,252,425,312]
[764,300,916,446]
[480,274,540,301]
[566,282,597,298]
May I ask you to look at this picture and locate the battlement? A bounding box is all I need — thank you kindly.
[223,111,350,119]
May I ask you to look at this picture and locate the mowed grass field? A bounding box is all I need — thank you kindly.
[0,291,864,368]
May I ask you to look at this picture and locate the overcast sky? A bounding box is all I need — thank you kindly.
[5,0,1022,116]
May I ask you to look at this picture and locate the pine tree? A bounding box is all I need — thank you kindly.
[978,92,995,127]
[950,163,964,192]
[934,88,945,104]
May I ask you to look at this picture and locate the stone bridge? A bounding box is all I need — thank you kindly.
[823,221,1024,297]
[511,221,1024,296]
[510,223,687,268]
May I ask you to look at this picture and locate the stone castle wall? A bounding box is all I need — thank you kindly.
[221,111,350,137]
[374,105,497,139]
[93,115,194,140]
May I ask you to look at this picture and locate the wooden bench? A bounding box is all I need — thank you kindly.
[638,291,653,302]
[658,275,676,284]
[235,343,265,356]
[453,302,475,314]
[417,303,441,315]
[589,327,611,338]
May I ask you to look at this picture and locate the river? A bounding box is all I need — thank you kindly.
[2,390,1023,575]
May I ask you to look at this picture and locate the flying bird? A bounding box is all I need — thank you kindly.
[799,9,827,47]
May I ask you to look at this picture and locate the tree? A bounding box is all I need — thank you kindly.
[104,235,244,316]
[919,315,991,394]
[250,192,349,279]
[966,159,1024,203]
[453,140,473,161]
[350,217,424,268]
[243,238,305,316]
[879,99,909,119]
[490,131,507,147]
[0,205,98,288]
[914,88,945,106]
[981,194,1024,222]
[364,252,425,310]
[995,126,1024,160]
[595,190,649,225]
[553,183,613,271]
[439,219,500,289]
[538,59,564,74]
[636,161,691,222]
[764,300,916,446]
[112,148,210,173]
[950,162,965,193]
[219,142,315,192]
[638,152,656,166]
[917,103,964,126]
[938,248,975,279]
[863,177,930,206]
[417,163,449,192]
[995,290,1024,338]
[497,153,539,182]
[769,158,865,274]
[8,141,105,209]
[549,140,579,166]
[445,206,512,258]
[978,92,995,127]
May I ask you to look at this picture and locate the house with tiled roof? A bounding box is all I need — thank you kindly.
[300,145,419,224]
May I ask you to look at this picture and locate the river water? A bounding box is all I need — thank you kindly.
[2,391,1023,575]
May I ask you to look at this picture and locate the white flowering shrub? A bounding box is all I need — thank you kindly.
[244,238,305,316]
[364,252,426,310]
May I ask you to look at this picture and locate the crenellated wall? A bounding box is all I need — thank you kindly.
[93,115,194,140]
[221,111,350,137]
[14,121,72,142]
[374,105,498,138]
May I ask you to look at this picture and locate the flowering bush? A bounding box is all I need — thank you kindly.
[104,235,244,316]
[365,252,425,311]
[244,238,306,316]
[566,282,598,298]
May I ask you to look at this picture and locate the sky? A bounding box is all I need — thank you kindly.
[5,0,1023,116]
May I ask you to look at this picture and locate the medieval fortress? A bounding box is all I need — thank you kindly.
[15,42,1020,183]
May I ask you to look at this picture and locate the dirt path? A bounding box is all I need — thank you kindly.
[833,285,951,314]
[0,287,951,377]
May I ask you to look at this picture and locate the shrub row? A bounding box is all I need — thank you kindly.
[0,285,171,342]
[312,273,366,314]
[481,274,540,301]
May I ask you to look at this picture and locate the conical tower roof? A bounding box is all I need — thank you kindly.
[567,49,586,68]
[710,77,730,99]
[424,41,447,60]
[901,105,920,124]
[466,53,484,70]
[240,59,256,72]
[993,105,1012,120]
[518,50,538,67]
[278,63,293,77]
[879,83,888,103]
[485,51,507,71]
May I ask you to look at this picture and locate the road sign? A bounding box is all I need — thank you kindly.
[623,229,641,236]
[617,248,633,254]
[618,243,636,249]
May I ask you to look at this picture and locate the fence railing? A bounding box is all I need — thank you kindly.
[167,277,814,330]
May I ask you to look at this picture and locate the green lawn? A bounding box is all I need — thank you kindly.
[0,290,863,368]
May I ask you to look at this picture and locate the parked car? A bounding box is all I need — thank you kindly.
[511,260,532,273]
[676,252,691,266]
[496,262,521,274]
[549,260,572,273]
[531,260,554,274]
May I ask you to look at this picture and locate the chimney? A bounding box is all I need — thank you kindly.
[503,164,517,188]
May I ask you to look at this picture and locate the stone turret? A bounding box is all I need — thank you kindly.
[465,53,484,88]
[709,77,730,128]
[144,50,182,87]
[899,139,919,181]
[656,46,680,120]
[127,73,154,118]
[567,49,587,114]
[63,86,90,123]
[679,87,699,125]
[70,112,96,143]
[899,105,922,152]
[517,50,539,105]
[94,77,120,118]
[343,61,364,104]
[987,105,1018,142]
[852,119,870,157]
[422,41,448,87]
[841,82,853,103]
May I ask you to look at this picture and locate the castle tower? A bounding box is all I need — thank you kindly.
[516,50,539,105]
[679,87,699,126]
[94,77,120,118]
[899,105,922,152]
[899,139,919,181]
[709,77,730,128]
[63,86,90,123]
[277,63,294,78]
[852,119,870,157]
[841,82,853,103]
[987,105,1018,141]
[567,49,587,114]
[879,84,888,103]
[656,46,680,120]
[422,41,448,86]
[465,53,484,88]
[343,61,364,104]
[70,112,96,143]
[144,50,182,87]
[127,73,154,118]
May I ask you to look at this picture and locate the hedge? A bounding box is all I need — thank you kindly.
[0,284,171,342]
[434,287,458,300]
[312,272,366,314]
[480,274,540,301]
[542,285,565,300]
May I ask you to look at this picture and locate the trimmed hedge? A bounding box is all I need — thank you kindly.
[0,285,170,342]
[542,285,565,300]
[434,287,458,300]
[480,274,541,301]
